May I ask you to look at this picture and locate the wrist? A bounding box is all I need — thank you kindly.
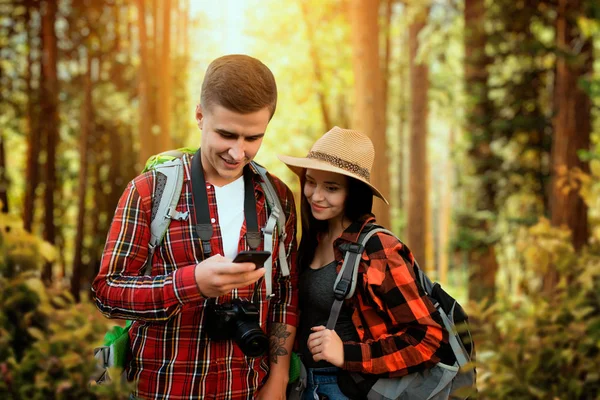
[267,368,289,384]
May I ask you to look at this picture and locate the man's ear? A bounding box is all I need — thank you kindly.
[195,104,203,127]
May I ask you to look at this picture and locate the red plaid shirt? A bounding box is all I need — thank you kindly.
[335,216,452,377]
[92,154,298,399]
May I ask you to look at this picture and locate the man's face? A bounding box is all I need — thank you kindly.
[196,104,270,186]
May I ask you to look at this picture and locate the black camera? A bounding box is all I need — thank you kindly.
[204,298,269,357]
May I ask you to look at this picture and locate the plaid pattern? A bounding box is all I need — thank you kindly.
[336,216,451,377]
[92,154,298,399]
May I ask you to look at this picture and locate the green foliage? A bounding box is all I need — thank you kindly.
[473,219,600,399]
[0,212,131,399]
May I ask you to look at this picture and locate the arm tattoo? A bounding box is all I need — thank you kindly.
[269,323,291,364]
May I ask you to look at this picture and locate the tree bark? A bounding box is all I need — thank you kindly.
[23,1,40,230]
[349,0,390,227]
[137,0,154,167]
[397,31,408,237]
[547,0,592,289]
[71,54,93,301]
[41,0,59,284]
[407,12,429,267]
[158,0,172,152]
[465,0,498,302]
[381,0,393,114]
[0,135,8,213]
[438,128,455,285]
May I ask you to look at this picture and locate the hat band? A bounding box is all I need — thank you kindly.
[306,151,370,181]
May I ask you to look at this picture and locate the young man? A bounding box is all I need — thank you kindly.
[92,55,298,400]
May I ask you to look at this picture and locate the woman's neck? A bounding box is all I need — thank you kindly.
[326,215,350,241]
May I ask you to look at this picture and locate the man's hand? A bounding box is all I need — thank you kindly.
[308,325,344,367]
[194,254,265,298]
[255,371,288,400]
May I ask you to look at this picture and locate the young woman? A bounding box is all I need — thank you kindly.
[278,127,456,400]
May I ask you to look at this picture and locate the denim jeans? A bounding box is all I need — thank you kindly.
[302,366,350,400]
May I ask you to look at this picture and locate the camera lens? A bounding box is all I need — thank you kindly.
[234,321,269,357]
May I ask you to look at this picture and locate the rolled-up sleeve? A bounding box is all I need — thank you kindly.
[91,178,203,322]
[343,233,445,377]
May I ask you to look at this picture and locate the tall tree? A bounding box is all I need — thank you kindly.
[464,0,498,302]
[158,0,172,151]
[349,0,390,227]
[381,0,393,115]
[547,0,592,287]
[71,54,93,301]
[396,29,409,237]
[407,9,429,268]
[137,0,154,166]
[0,134,8,213]
[23,1,41,231]
[41,0,59,284]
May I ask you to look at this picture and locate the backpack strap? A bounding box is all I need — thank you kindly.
[412,259,472,367]
[143,158,188,276]
[141,156,290,299]
[327,226,393,330]
[252,161,290,298]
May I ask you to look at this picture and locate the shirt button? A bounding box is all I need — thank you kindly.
[211,218,216,223]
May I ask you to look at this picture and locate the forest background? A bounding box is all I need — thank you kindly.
[1,0,599,398]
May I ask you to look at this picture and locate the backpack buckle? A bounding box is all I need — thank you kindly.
[333,279,350,300]
[166,207,189,221]
[341,243,364,254]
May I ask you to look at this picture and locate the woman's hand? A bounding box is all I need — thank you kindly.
[307,325,344,367]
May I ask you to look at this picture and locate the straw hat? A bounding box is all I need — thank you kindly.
[277,126,389,204]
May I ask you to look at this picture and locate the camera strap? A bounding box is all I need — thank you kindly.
[190,148,261,260]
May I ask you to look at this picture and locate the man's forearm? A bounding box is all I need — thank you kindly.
[268,323,296,378]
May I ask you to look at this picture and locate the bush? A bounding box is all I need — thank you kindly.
[0,213,131,399]
[473,219,600,399]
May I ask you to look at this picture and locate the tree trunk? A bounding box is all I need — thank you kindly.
[71,54,93,302]
[137,0,154,167]
[349,0,390,227]
[547,0,592,289]
[407,13,429,267]
[381,0,392,115]
[41,0,59,284]
[23,0,41,231]
[465,0,498,303]
[300,0,332,131]
[158,0,172,152]
[438,128,455,285]
[397,31,408,237]
[0,135,8,213]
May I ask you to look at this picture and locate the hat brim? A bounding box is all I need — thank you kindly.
[277,155,389,205]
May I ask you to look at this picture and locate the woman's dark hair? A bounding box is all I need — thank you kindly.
[297,173,374,271]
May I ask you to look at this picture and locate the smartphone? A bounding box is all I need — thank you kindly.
[233,250,271,269]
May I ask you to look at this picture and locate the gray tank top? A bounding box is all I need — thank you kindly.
[298,261,360,368]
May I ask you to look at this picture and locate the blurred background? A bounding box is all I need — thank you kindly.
[1,0,599,398]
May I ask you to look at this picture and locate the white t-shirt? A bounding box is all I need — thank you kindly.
[214,175,245,259]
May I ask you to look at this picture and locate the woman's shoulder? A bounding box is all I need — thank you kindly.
[359,225,414,265]
[361,224,403,248]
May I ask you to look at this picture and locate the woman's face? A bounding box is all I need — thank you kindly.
[303,169,348,222]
